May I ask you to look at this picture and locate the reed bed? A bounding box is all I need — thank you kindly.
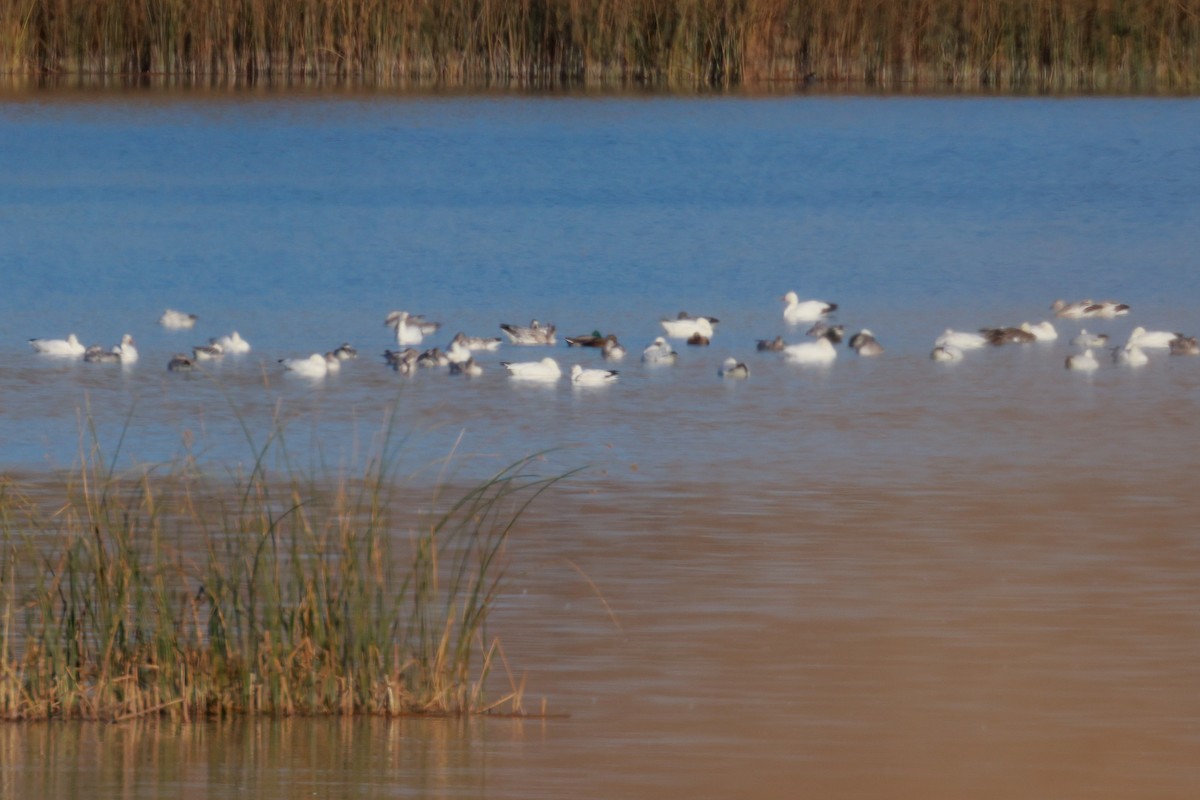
[0,413,565,721]
[2,0,1199,90]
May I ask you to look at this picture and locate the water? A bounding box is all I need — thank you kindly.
[1,91,1199,798]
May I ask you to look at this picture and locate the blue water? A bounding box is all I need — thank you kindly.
[1,93,1199,477]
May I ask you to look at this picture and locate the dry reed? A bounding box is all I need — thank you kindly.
[0,409,566,721]
[1,0,1198,90]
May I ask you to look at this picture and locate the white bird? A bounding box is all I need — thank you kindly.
[660,313,716,340]
[1066,349,1100,371]
[1051,299,1095,319]
[1071,329,1109,348]
[211,331,251,354]
[115,333,138,363]
[1128,326,1180,349]
[783,336,838,365]
[1089,300,1131,318]
[782,291,837,324]
[571,364,619,385]
[602,336,627,361]
[159,309,198,329]
[500,320,556,345]
[848,329,884,356]
[1113,342,1149,367]
[930,344,963,362]
[332,343,358,360]
[445,337,473,365]
[385,311,431,346]
[280,353,334,377]
[501,357,562,381]
[935,329,988,350]
[642,336,678,364]
[1019,321,1058,341]
[718,358,750,379]
[30,333,86,357]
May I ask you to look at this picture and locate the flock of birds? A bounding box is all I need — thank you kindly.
[26,294,1200,383]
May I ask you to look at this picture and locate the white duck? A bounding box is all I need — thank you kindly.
[642,337,678,365]
[1128,326,1180,349]
[1066,349,1100,371]
[571,364,619,385]
[782,291,837,324]
[718,358,750,379]
[930,344,964,362]
[1112,342,1149,367]
[935,329,988,350]
[30,333,86,357]
[159,308,198,329]
[115,333,138,363]
[385,311,431,346]
[1071,329,1109,348]
[783,336,837,365]
[1019,321,1058,341]
[211,331,251,354]
[280,353,335,377]
[502,357,562,381]
[660,312,717,340]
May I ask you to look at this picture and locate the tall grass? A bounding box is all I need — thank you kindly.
[2,0,1198,90]
[0,410,566,721]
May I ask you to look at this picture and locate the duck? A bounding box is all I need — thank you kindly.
[416,347,450,368]
[981,326,1037,345]
[686,332,710,346]
[445,337,473,365]
[280,353,335,377]
[571,364,619,385]
[500,319,557,345]
[384,348,420,374]
[449,356,483,376]
[930,344,963,362]
[159,308,198,329]
[29,333,86,357]
[718,358,750,379]
[167,354,196,372]
[642,337,678,365]
[332,343,358,360]
[1066,349,1100,371]
[848,329,884,356]
[661,312,717,340]
[783,336,837,365]
[192,343,224,361]
[211,331,251,354]
[756,336,787,352]
[1071,329,1109,348]
[1089,300,1131,318]
[602,335,627,361]
[385,311,436,346]
[1051,299,1095,319]
[1019,321,1058,341]
[935,329,988,350]
[565,330,608,347]
[806,322,845,343]
[1112,342,1149,367]
[1169,335,1199,356]
[1128,326,1181,349]
[501,357,562,381]
[782,291,837,324]
[449,331,503,351]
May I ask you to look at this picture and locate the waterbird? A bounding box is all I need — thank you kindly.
[1128,326,1181,349]
[159,308,198,329]
[848,329,884,356]
[115,334,138,363]
[500,319,557,345]
[192,343,224,361]
[642,337,678,365]
[981,326,1037,345]
[782,291,837,324]
[661,312,717,340]
[1169,336,1199,356]
[718,358,750,379]
[29,333,85,357]
[384,348,420,374]
[1071,330,1109,348]
[450,357,483,376]
[930,344,963,362]
[1112,342,1149,367]
[416,347,450,368]
[1019,321,1058,341]
[756,336,787,352]
[566,331,608,347]
[602,335,627,361]
[280,353,335,377]
[385,311,436,346]
[1066,349,1100,371]
[501,357,562,381]
[935,329,988,350]
[686,332,710,346]
[83,345,121,364]
[332,343,358,360]
[571,364,619,385]
[783,336,837,365]
[449,331,502,351]
[211,331,251,354]
[806,322,845,344]
[167,354,196,372]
